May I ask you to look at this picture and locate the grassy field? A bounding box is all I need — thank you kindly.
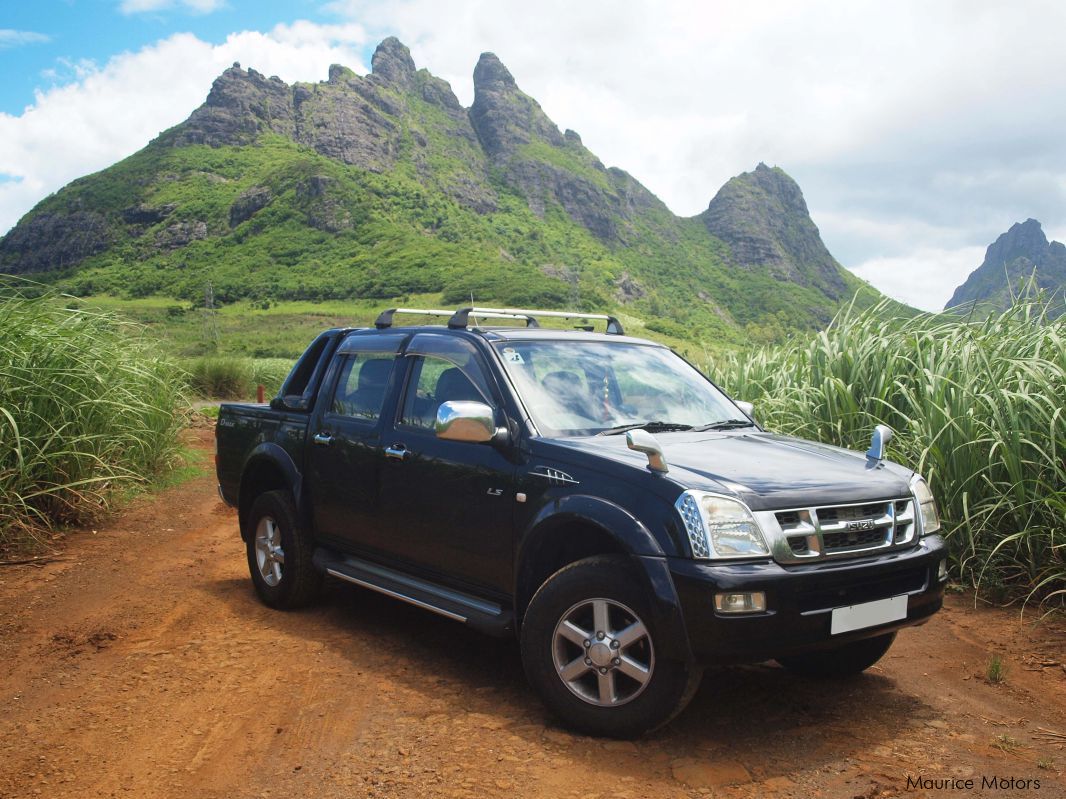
[711,298,1065,606]
[6,282,1063,606]
[0,290,186,550]
[73,292,710,401]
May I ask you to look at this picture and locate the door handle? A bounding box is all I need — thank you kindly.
[312,432,334,447]
[384,444,408,460]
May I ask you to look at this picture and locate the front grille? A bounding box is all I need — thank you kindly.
[822,527,888,550]
[818,502,885,523]
[760,497,917,564]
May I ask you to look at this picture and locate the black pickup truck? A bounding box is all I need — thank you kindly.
[216,306,946,737]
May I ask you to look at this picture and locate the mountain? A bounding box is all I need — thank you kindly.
[945,219,1066,316]
[0,37,877,344]
[699,163,849,300]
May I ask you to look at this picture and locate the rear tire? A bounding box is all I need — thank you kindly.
[245,490,322,610]
[777,632,896,678]
[520,555,701,738]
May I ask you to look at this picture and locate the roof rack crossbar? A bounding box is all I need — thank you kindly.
[374,308,455,329]
[449,307,625,335]
[375,307,538,330]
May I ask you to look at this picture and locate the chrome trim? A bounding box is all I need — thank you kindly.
[755,496,918,564]
[326,568,468,622]
[676,492,710,558]
[435,400,495,443]
[530,466,579,485]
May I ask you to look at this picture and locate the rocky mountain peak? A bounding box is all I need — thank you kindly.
[469,51,562,161]
[698,164,847,297]
[371,36,416,87]
[472,52,517,92]
[748,162,809,214]
[984,218,1049,265]
[177,62,295,147]
[945,219,1066,314]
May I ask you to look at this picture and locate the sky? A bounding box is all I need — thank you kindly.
[2,1,1065,311]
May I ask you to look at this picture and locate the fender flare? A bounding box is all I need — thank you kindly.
[516,494,692,661]
[237,443,302,538]
[520,494,665,558]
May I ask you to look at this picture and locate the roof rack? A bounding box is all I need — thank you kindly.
[449,307,625,335]
[373,306,625,335]
[374,307,537,329]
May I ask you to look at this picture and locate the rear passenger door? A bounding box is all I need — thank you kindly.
[305,333,405,555]
[378,334,516,596]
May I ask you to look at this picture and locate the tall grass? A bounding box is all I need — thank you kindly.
[184,357,293,399]
[711,298,1064,605]
[0,291,185,549]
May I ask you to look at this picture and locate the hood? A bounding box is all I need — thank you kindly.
[549,430,914,511]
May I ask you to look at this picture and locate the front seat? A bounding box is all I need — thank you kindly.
[347,358,393,419]
[434,367,483,405]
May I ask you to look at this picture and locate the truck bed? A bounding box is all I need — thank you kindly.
[216,402,310,507]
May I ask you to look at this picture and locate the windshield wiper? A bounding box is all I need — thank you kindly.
[597,421,694,436]
[691,418,756,432]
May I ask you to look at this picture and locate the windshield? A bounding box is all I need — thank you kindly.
[493,340,746,437]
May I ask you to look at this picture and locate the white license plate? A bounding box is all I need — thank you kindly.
[830,594,908,635]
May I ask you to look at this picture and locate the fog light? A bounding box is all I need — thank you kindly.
[714,591,766,614]
[937,559,948,582]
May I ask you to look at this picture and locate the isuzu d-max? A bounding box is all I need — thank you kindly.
[216,306,946,737]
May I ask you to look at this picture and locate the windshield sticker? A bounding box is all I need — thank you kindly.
[502,347,525,364]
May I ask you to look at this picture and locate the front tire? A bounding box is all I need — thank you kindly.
[520,555,701,738]
[777,632,896,678]
[245,490,322,610]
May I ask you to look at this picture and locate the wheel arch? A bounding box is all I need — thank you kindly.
[238,444,301,541]
[515,495,691,661]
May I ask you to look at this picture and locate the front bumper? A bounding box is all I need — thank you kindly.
[668,535,947,665]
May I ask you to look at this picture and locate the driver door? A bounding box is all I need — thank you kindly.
[378,334,515,596]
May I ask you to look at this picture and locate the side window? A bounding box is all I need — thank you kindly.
[330,354,395,422]
[399,354,492,430]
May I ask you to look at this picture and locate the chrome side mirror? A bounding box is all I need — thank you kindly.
[626,428,668,473]
[866,424,893,461]
[736,400,756,423]
[436,400,495,443]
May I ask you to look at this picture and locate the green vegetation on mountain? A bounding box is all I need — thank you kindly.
[0,38,888,350]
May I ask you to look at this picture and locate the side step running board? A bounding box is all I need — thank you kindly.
[313,549,514,637]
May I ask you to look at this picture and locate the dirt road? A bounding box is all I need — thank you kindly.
[1,429,1064,798]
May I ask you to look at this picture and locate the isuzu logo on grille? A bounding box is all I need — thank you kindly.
[846,519,876,531]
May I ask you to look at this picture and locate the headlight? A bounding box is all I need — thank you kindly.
[675,490,769,559]
[910,475,941,535]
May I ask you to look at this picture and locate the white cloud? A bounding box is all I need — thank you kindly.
[0,29,50,48]
[851,246,987,312]
[119,0,226,15]
[0,22,368,233]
